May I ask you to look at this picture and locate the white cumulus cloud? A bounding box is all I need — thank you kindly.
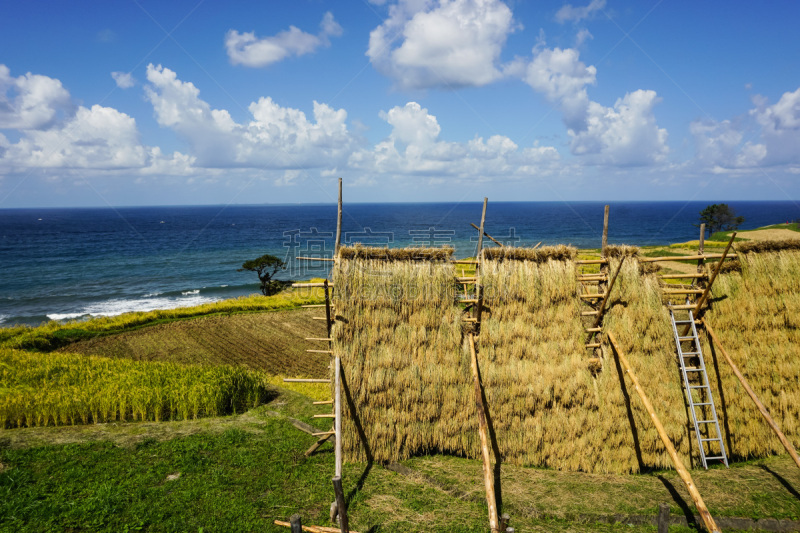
[144,64,355,169]
[555,0,606,23]
[226,12,342,68]
[111,71,135,89]
[0,64,72,130]
[349,102,561,179]
[523,47,596,131]
[368,0,517,89]
[569,90,669,166]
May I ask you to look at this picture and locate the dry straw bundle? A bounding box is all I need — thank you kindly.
[332,242,799,473]
[701,249,800,459]
[333,246,471,463]
[478,248,599,470]
[600,257,697,471]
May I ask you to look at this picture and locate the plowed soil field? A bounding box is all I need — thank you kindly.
[60,309,328,378]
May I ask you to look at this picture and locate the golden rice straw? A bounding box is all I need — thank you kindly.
[703,319,800,470]
[607,332,721,533]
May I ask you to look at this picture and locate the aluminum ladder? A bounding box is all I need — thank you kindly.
[669,308,729,468]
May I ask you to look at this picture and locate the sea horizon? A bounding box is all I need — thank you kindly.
[2,200,798,327]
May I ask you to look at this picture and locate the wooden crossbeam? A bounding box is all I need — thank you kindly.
[640,253,726,263]
[306,337,332,341]
[580,292,607,299]
[313,414,336,418]
[659,273,707,279]
[292,282,334,288]
[284,378,331,383]
[663,289,704,295]
[576,259,608,265]
[307,349,333,354]
[296,256,335,262]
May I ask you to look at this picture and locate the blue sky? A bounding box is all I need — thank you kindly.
[1,0,800,207]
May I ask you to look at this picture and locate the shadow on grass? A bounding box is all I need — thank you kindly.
[341,366,374,507]
[759,465,800,501]
[657,475,701,530]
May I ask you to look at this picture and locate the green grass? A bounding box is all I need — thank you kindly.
[3,399,800,532]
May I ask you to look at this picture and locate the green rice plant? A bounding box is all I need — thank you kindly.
[0,348,274,428]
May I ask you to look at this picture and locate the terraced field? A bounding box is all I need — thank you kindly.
[60,309,328,379]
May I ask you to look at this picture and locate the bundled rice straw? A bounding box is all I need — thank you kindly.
[333,247,470,463]
[332,243,800,473]
[701,250,800,459]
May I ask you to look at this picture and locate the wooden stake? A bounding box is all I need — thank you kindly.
[304,433,334,457]
[476,198,488,257]
[468,333,499,531]
[606,332,720,533]
[335,178,342,256]
[291,514,303,533]
[602,205,610,255]
[332,476,349,533]
[703,320,800,470]
[470,223,503,247]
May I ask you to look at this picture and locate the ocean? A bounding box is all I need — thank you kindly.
[1,201,797,327]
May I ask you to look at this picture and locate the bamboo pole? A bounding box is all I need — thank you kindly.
[640,254,726,263]
[470,223,503,247]
[607,332,721,533]
[703,320,800,470]
[274,519,360,533]
[602,205,610,255]
[468,333,499,531]
[296,256,336,262]
[335,178,342,256]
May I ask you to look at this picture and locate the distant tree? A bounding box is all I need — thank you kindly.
[239,254,286,296]
[698,204,744,237]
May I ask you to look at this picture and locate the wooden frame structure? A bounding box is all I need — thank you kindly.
[280,189,800,533]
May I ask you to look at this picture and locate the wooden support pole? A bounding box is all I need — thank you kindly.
[602,205,610,255]
[335,178,342,256]
[476,198,488,257]
[304,433,334,457]
[590,257,625,331]
[324,280,333,340]
[698,223,706,274]
[334,353,342,478]
[692,232,736,316]
[703,320,800,470]
[606,332,721,533]
[291,514,303,533]
[468,333,499,531]
[470,223,503,247]
[332,476,349,533]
